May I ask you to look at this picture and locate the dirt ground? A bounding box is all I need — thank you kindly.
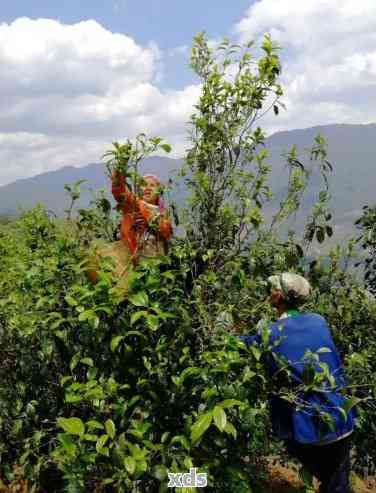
[265,462,376,492]
[1,464,375,492]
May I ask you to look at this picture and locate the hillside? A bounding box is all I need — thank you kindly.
[0,156,183,217]
[266,123,376,238]
[1,123,375,240]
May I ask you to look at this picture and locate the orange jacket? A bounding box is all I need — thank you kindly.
[111,172,172,256]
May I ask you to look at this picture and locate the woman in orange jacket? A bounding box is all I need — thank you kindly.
[111,171,173,261]
[86,172,172,287]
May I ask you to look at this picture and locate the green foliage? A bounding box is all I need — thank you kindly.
[103,134,171,198]
[185,33,282,263]
[271,134,334,246]
[305,246,376,474]
[355,204,376,294]
[0,210,272,490]
[0,33,375,493]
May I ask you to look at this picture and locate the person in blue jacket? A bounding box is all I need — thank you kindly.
[239,273,355,493]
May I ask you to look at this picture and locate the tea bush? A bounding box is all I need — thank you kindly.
[0,205,273,492]
[0,34,375,492]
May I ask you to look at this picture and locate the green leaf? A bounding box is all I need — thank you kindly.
[60,376,73,386]
[12,419,23,435]
[242,367,257,382]
[299,466,313,487]
[317,347,332,354]
[213,406,227,432]
[87,420,104,431]
[161,432,170,443]
[124,456,136,475]
[326,226,333,237]
[128,396,140,409]
[111,335,124,352]
[128,442,145,460]
[146,314,159,331]
[316,227,325,244]
[96,434,109,454]
[88,314,100,329]
[343,396,362,415]
[161,143,172,153]
[224,421,237,439]
[179,367,202,385]
[125,330,147,341]
[70,352,81,371]
[78,309,96,322]
[129,291,149,307]
[302,365,316,386]
[84,434,98,442]
[191,412,212,443]
[152,465,167,480]
[81,357,94,367]
[136,459,148,475]
[171,376,180,386]
[321,412,336,432]
[218,399,243,409]
[65,394,83,404]
[337,407,348,423]
[130,310,148,325]
[105,419,116,439]
[183,456,194,471]
[250,345,261,361]
[170,435,190,451]
[65,295,78,307]
[57,417,85,436]
[58,433,77,455]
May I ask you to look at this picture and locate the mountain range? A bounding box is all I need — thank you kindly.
[1,123,375,242]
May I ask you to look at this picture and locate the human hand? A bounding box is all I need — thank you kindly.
[134,211,147,229]
[229,324,243,335]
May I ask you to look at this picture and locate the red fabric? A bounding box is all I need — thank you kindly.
[111,171,172,256]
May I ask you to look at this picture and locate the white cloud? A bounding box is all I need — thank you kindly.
[4,4,376,187]
[235,0,376,134]
[0,18,199,185]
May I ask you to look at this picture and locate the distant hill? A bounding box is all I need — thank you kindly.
[265,123,376,239]
[0,156,183,217]
[0,123,375,241]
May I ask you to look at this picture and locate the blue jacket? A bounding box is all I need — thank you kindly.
[240,312,355,445]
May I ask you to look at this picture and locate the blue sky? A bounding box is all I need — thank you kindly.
[0,0,253,89]
[0,1,253,47]
[0,0,375,185]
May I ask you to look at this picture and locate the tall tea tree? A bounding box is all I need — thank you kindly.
[184,33,283,269]
[355,205,376,294]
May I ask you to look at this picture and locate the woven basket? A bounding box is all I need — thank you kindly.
[96,241,133,277]
[85,240,134,290]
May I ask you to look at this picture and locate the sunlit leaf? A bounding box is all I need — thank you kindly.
[213,406,227,432]
[57,417,85,437]
[191,412,212,443]
[129,292,149,307]
[105,419,116,439]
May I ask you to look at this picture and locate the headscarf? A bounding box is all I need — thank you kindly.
[142,174,166,213]
[267,273,312,304]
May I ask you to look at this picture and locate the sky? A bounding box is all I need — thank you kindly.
[1,0,376,185]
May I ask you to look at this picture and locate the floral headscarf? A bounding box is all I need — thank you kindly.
[142,174,166,213]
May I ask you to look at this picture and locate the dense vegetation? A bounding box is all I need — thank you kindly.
[0,35,375,492]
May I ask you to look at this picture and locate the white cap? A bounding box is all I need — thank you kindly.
[267,273,311,303]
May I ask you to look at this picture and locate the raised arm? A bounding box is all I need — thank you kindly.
[111,171,135,210]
